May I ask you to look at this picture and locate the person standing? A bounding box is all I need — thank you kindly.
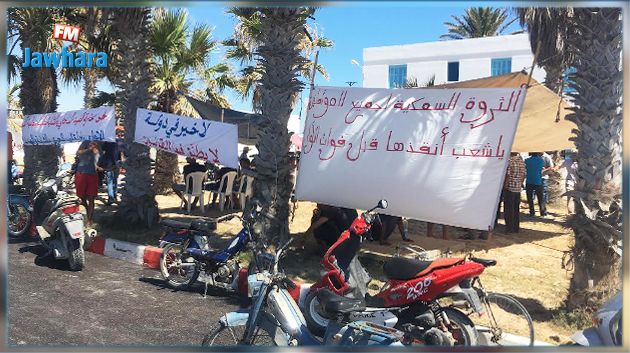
[504,152,526,233]
[558,151,578,214]
[541,151,555,204]
[75,141,101,226]
[524,152,547,217]
[99,141,122,205]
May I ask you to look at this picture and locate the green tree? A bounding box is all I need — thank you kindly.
[8,8,62,190]
[109,8,159,227]
[517,8,574,93]
[150,9,236,194]
[521,8,622,309]
[441,7,522,40]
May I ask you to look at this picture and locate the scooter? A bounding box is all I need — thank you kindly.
[570,292,622,346]
[32,163,97,271]
[303,200,522,346]
[202,235,405,347]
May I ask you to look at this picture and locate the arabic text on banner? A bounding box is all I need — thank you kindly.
[134,108,239,169]
[295,86,527,230]
[21,106,116,145]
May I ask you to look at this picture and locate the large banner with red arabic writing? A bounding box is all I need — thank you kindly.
[295,86,527,230]
[135,108,238,169]
[22,106,116,145]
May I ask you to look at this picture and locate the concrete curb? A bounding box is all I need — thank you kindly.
[87,236,162,270]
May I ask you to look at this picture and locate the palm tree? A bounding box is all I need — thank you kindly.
[517,8,574,93]
[150,9,235,194]
[441,7,522,40]
[109,8,159,227]
[240,7,314,248]
[521,8,622,309]
[8,8,62,190]
[61,8,114,108]
[225,7,332,112]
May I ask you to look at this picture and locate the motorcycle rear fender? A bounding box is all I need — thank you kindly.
[571,327,602,346]
[220,310,250,327]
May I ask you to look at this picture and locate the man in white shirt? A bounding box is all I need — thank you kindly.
[541,151,555,205]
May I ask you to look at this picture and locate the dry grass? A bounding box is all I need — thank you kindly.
[93,191,576,344]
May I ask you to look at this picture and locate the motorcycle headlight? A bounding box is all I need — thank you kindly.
[253,222,263,235]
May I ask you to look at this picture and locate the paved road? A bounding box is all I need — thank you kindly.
[8,239,240,346]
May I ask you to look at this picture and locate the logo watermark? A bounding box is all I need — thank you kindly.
[22,23,108,69]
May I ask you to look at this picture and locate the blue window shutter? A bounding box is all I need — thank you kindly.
[491,58,512,76]
[389,64,407,88]
[447,62,459,81]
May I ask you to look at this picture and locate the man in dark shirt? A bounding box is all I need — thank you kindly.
[525,152,547,217]
[75,140,101,225]
[305,204,358,250]
[98,141,123,205]
[172,157,207,209]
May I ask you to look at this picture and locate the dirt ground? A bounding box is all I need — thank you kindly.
[93,190,576,344]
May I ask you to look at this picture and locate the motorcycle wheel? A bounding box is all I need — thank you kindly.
[443,307,478,346]
[7,203,32,238]
[202,322,275,346]
[304,291,329,337]
[160,243,199,289]
[68,238,85,271]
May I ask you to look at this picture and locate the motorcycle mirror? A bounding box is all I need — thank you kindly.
[378,199,388,209]
[59,162,72,172]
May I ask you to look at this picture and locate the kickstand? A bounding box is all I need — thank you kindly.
[204,280,209,298]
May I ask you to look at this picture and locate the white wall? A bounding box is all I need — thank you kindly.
[363,33,546,88]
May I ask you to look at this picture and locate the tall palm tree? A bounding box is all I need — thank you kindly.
[150,9,236,194]
[517,8,574,93]
[61,8,114,108]
[441,7,522,40]
[109,8,159,227]
[8,8,62,190]
[521,8,622,309]
[243,7,314,247]
[225,7,332,112]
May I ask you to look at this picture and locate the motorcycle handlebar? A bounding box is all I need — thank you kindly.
[216,213,242,223]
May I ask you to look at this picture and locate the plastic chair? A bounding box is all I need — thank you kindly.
[237,175,254,210]
[183,171,207,214]
[209,171,237,211]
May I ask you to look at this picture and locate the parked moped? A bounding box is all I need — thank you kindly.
[570,293,622,346]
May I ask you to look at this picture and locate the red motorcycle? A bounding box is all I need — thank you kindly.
[303,200,506,346]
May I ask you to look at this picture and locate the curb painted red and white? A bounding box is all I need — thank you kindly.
[86,236,312,306]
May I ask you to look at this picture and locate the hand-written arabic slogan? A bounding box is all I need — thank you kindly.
[21,106,116,145]
[295,86,527,231]
[134,108,239,170]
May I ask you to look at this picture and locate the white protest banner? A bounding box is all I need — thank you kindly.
[21,106,116,145]
[295,86,527,230]
[135,108,239,169]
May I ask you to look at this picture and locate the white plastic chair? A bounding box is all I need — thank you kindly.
[237,175,254,210]
[183,172,207,214]
[209,171,237,211]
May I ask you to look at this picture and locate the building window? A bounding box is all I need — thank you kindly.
[389,64,407,88]
[491,58,512,76]
[447,62,459,82]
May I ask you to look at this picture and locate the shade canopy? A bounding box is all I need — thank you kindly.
[433,71,576,152]
[185,95,258,144]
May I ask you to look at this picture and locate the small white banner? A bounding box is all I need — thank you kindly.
[135,108,238,169]
[21,106,116,145]
[295,86,526,230]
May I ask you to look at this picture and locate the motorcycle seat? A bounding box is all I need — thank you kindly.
[470,257,496,267]
[317,289,366,314]
[383,257,464,280]
[159,219,217,233]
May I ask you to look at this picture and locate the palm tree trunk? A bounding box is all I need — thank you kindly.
[19,29,61,190]
[83,69,97,108]
[250,8,309,248]
[152,90,180,195]
[564,8,622,309]
[111,8,159,228]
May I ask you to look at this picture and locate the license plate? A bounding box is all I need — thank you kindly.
[64,219,84,239]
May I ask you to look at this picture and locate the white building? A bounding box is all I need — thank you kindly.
[362,33,546,88]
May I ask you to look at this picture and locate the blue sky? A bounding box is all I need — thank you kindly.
[54,2,524,122]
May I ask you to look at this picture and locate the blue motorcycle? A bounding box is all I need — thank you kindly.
[158,213,252,291]
[8,185,32,238]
